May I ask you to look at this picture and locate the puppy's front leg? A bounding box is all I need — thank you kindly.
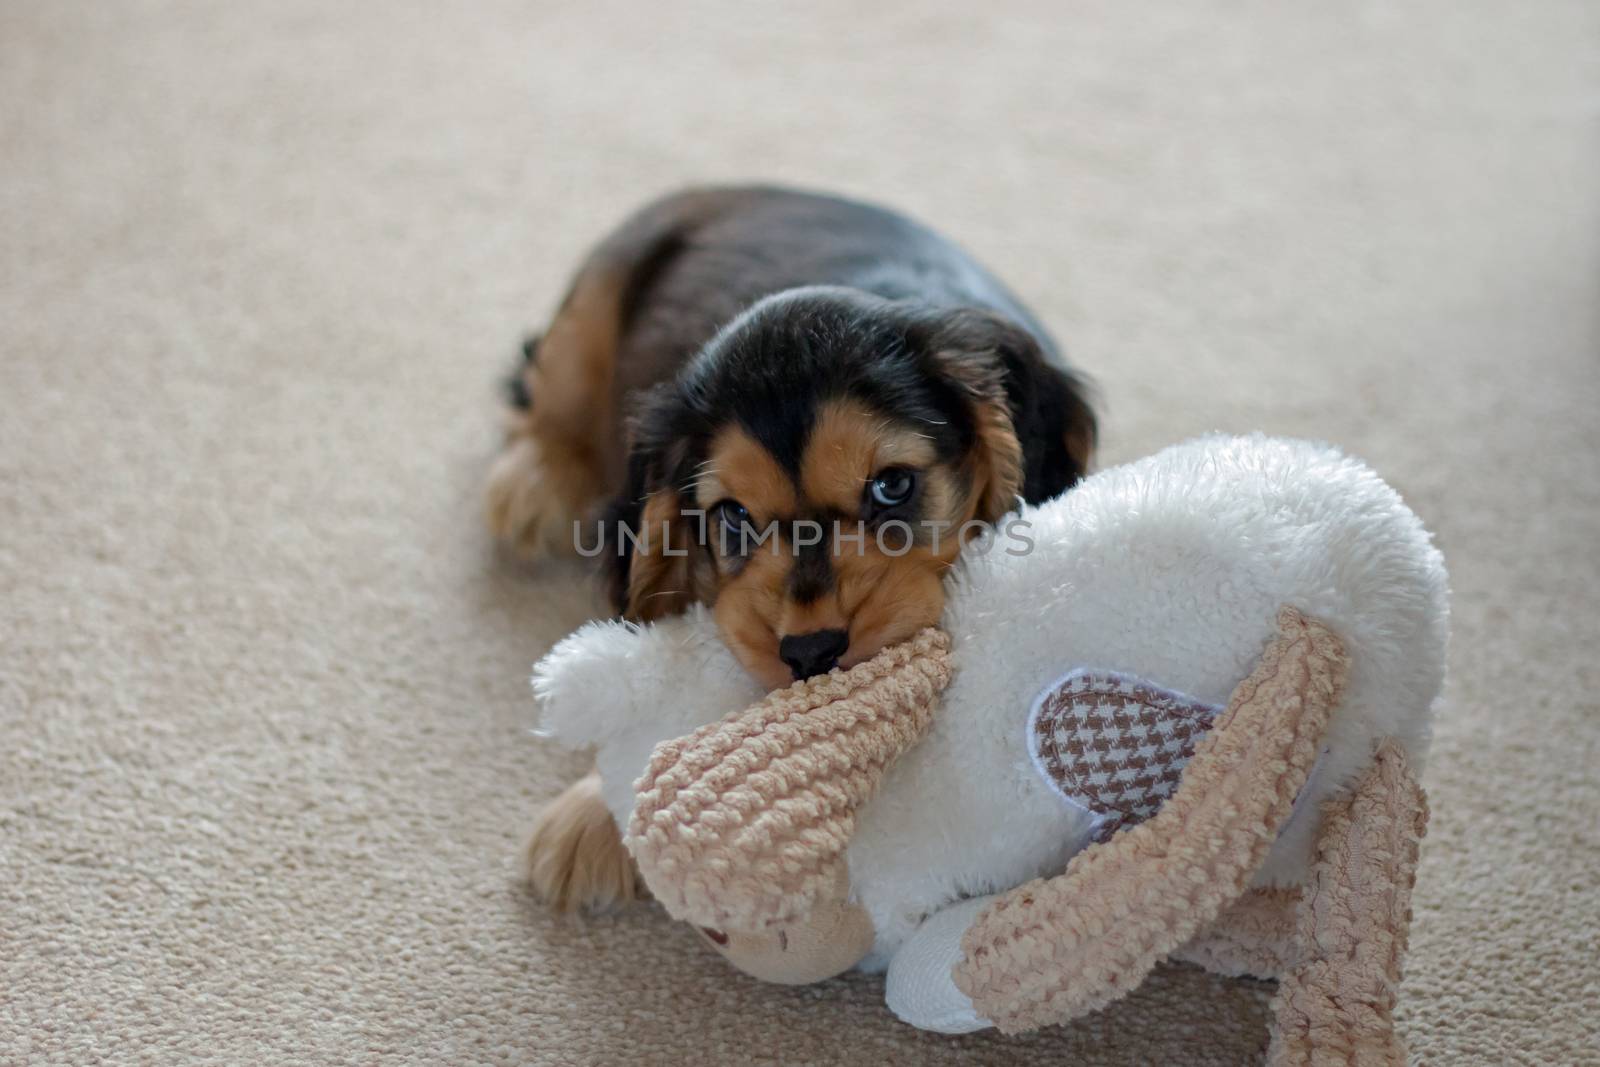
[523,769,641,912]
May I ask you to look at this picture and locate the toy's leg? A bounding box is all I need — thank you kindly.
[1268,739,1427,1067]
[953,607,1346,1033]
[1173,887,1302,980]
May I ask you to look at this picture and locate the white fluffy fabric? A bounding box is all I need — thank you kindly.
[533,433,1450,966]
[534,609,765,824]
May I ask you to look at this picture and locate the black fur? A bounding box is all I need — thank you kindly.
[503,333,541,412]
[601,286,1095,615]
[531,187,1097,616]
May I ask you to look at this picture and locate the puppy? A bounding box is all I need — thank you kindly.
[490,186,1096,910]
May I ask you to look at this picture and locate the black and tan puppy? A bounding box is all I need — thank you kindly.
[489,186,1096,909]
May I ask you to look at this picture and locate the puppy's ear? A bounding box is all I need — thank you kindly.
[923,309,1097,519]
[621,487,711,621]
[919,310,1027,524]
[602,387,714,622]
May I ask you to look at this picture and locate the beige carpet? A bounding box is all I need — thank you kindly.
[3,2,1597,1064]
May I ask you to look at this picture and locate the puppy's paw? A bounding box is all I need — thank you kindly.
[523,771,641,912]
[485,436,586,557]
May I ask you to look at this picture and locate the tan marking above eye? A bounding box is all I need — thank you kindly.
[801,399,938,514]
[909,466,967,533]
[696,424,798,523]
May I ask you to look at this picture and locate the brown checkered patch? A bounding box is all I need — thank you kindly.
[1028,670,1222,842]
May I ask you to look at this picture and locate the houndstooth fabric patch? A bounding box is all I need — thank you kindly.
[1027,669,1222,843]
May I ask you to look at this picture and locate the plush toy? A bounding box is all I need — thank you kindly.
[532,434,1448,1064]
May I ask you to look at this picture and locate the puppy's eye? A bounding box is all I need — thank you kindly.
[717,499,751,538]
[868,467,916,510]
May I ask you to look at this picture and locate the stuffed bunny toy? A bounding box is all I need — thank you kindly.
[533,433,1448,1065]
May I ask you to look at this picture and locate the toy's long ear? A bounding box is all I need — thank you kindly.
[628,629,953,933]
[953,607,1347,1033]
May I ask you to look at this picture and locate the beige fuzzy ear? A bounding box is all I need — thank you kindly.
[626,629,953,933]
[953,607,1347,1033]
[1268,739,1427,1066]
[1173,887,1303,979]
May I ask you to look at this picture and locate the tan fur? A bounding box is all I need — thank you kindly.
[832,551,949,663]
[799,401,938,510]
[698,404,973,688]
[964,395,1025,523]
[1063,420,1095,484]
[485,268,625,556]
[522,770,641,912]
[709,552,794,689]
[624,490,711,622]
[923,351,1025,523]
[699,424,799,520]
[621,421,797,623]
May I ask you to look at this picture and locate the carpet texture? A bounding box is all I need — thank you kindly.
[3,2,1596,1064]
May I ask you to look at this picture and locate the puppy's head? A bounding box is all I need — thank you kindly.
[606,287,1085,689]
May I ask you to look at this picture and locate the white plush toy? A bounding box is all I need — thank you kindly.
[532,434,1448,1064]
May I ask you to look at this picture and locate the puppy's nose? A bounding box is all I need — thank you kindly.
[778,629,849,681]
